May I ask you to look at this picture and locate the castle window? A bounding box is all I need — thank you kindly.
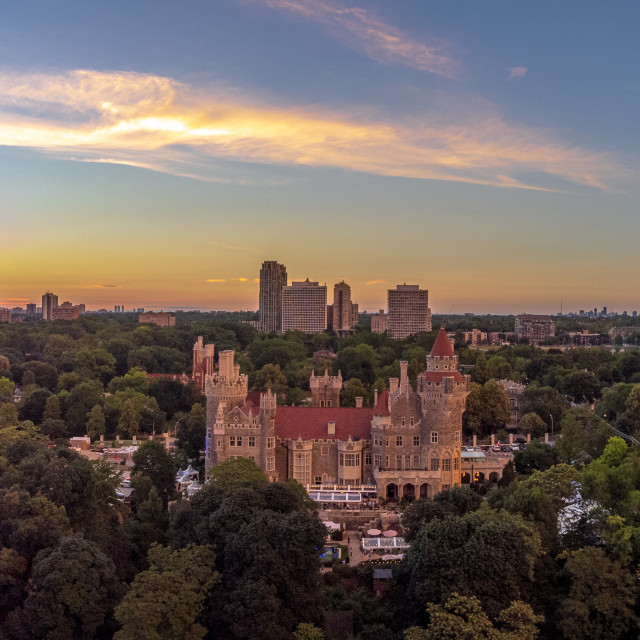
[412,454,420,469]
[442,458,451,471]
[266,457,275,471]
[385,438,390,447]
[249,456,255,462]
[327,401,332,407]
[396,435,403,447]
[455,431,461,443]
[413,436,420,447]
[229,436,236,447]
[217,438,222,448]
[315,476,322,484]
[442,484,451,491]
[431,432,438,444]
[365,452,372,465]
[267,437,275,449]
[430,457,440,471]
[454,457,459,470]
[404,455,411,469]
[410,417,415,426]
[321,445,329,455]
[249,436,256,447]
[293,452,311,485]
[396,455,402,469]
[374,454,382,468]
[236,436,243,447]
[401,417,405,426]
[385,455,389,468]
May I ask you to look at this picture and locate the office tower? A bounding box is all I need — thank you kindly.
[332,281,358,335]
[42,292,58,322]
[282,279,327,333]
[387,284,431,339]
[258,260,287,332]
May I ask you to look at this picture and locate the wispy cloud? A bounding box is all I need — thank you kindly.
[256,0,457,77]
[95,284,119,288]
[232,277,249,282]
[365,279,386,285]
[509,67,528,79]
[0,69,628,191]
[205,279,227,283]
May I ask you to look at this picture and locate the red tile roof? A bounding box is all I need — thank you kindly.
[421,370,464,383]
[374,388,390,415]
[430,327,455,358]
[275,406,373,441]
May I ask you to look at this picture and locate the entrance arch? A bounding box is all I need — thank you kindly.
[402,483,415,501]
[386,483,398,500]
[419,483,431,499]
[475,471,485,484]
[489,472,499,483]
[461,472,471,485]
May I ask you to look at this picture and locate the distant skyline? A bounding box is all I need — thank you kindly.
[1,1,639,314]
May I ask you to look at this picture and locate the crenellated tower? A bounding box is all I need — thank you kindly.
[310,369,342,407]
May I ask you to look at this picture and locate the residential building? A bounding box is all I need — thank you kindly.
[330,281,358,335]
[258,260,287,332]
[282,279,327,333]
[387,284,431,339]
[51,302,79,321]
[0,308,11,323]
[498,379,525,431]
[26,304,37,315]
[138,311,176,327]
[462,329,488,345]
[371,309,388,334]
[42,292,58,322]
[205,327,470,499]
[514,314,555,344]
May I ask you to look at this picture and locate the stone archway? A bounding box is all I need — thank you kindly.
[402,483,415,501]
[419,483,431,499]
[489,472,499,483]
[461,472,471,485]
[386,483,398,500]
[475,471,485,484]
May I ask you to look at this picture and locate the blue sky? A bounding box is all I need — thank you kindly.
[1,0,638,313]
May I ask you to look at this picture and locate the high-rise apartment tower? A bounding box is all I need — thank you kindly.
[282,279,327,333]
[332,281,358,335]
[42,292,58,322]
[259,261,287,332]
[387,284,431,339]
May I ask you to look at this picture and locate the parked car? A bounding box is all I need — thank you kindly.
[120,478,131,488]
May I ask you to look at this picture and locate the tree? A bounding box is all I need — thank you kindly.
[519,412,547,438]
[514,442,558,474]
[208,457,269,493]
[132,440,177,504]
[6,534,122,640]
[405,593,542,640]
[175,403,206,459]
[0,402,19,428]
[555,407,610,464]
[254,363,288,394]
[114,544,219,640]
[406,508,542,618]
[86,405,106,441]
[557,547,636,640]
[0,376,14,403]
[463,380,510,437]
[64,380,103,434]
[294,623,325,640]
[43,394,62,421]
[118,398,141,438]
[471,353,489,385]
[341,378,368,407]
[19,387,52,424]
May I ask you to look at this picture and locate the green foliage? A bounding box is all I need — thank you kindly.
[6,533,122,640]
[0,402,19,428]
[0,376,14,402]
[207,456,269,492]
[513,442,558,474]
[294,622,325,640]
[86,404,106,441]
[341,377,369,407]
[463,379,511,437]
[132,440,177,504]
[519,412,547,438]
[175,402,206,459]
[254,363,288,394]
[557,547,636,640]
[555,407,611,464]
[114,544,219,640]
[406,507,542,618]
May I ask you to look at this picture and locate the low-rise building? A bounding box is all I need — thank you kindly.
[138,311,176,327]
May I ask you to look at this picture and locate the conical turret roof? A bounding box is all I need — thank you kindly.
[430,326,454,358]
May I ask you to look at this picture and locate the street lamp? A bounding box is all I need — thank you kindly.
[549,413,554,441]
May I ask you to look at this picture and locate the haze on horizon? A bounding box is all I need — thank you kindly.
[1,1,638,316]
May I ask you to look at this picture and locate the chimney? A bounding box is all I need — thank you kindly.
[389,378,399,394]
[327,421,336,436]
[355,397,363,408]
[374,389,378,406]
[400,360,408,392]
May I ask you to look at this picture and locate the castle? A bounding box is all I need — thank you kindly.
[203,327,470,499]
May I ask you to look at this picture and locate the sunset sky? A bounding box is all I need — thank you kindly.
[1,1,638,314]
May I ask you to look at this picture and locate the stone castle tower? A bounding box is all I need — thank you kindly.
[192,336,215,391]
[370,327,471,500]
[310,369,342,407]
